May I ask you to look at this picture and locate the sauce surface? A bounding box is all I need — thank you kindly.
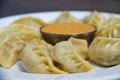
[42,23,95,34]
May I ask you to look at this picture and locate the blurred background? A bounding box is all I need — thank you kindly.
[0,0,120,17]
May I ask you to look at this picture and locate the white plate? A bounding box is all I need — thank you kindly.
[0,11,120,80]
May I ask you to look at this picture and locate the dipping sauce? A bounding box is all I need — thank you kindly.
[41,23,95,34]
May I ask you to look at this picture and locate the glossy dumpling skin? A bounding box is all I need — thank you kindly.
[20,39,67,74]
[51,38,94,73]
[0,32,39,68]
[88,37,120,66]
[54,11,80,23]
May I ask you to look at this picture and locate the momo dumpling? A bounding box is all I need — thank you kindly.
[103,18,120,28]
[51,38,94,73]
[96,18,120,38]
[82,11,107,29]
[12,17,46,36]
[0,32,39,68]
[88,37,120,66]
[12,17,45,28]
[20,40,67,74]
[69,38,88,59]
[96,25,120,38]
[37,40,54,54]
[54,11,80,23]
[0,24,41,44]
[108,13,116,21]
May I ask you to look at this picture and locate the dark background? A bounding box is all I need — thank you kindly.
[0,0,120,18]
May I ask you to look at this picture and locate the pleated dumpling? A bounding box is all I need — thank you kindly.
[51,38,94,73]
[20,39,67,74]
[82,11,107,29]
[108,13,116,21]
[12,17,46,36]
[0,24,41,44]
[0,32,39,68]
[88,37,120,66]
[99,18,120,29]
[69,37,88,59]
[37,40,54,54]
[12,17,45,28]
[96,18,120,38]
[54,11,80,23]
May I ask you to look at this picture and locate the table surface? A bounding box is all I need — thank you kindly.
[0,0,120,18]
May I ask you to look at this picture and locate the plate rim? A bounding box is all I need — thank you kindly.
[1,10,120,19]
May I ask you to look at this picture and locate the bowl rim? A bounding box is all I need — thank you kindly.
[40,23,97,36]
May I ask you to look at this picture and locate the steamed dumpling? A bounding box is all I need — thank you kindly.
[96,25,120,38]
[96,18,120,38]
[37,40,54,54]
[12,17,45,28]
[69,38,88,59]
[54,11,80,23]
[12,17,46,36]
[88,37,120,66]
[51,38,94,73]
[0,24,41,44]
[0,32,39,68]
[20,39,67,74]
[82,11,107,29]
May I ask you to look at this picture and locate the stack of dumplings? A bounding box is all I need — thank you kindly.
[20,38,94,73]
[0,16,94,74]
[0,32,39,68]
[85,11,120,67]
[0,11,120,74]
[0,17,44,68]
[20,39,67,74]
[50,38,94,73]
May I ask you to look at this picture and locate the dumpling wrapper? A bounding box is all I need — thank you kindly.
[96,25,120,38]
[12,17,46,36]
[82,11,107,29]
[54,11,80,23]
[20,39,67,74]
[0,24,41,44]
[0,32,39,68]
[69,38,88,59]
[51,38,94,73]
[96,18,120,38]
[88,37,120,66]
[37,39,53,51]
[12,17,45,28]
